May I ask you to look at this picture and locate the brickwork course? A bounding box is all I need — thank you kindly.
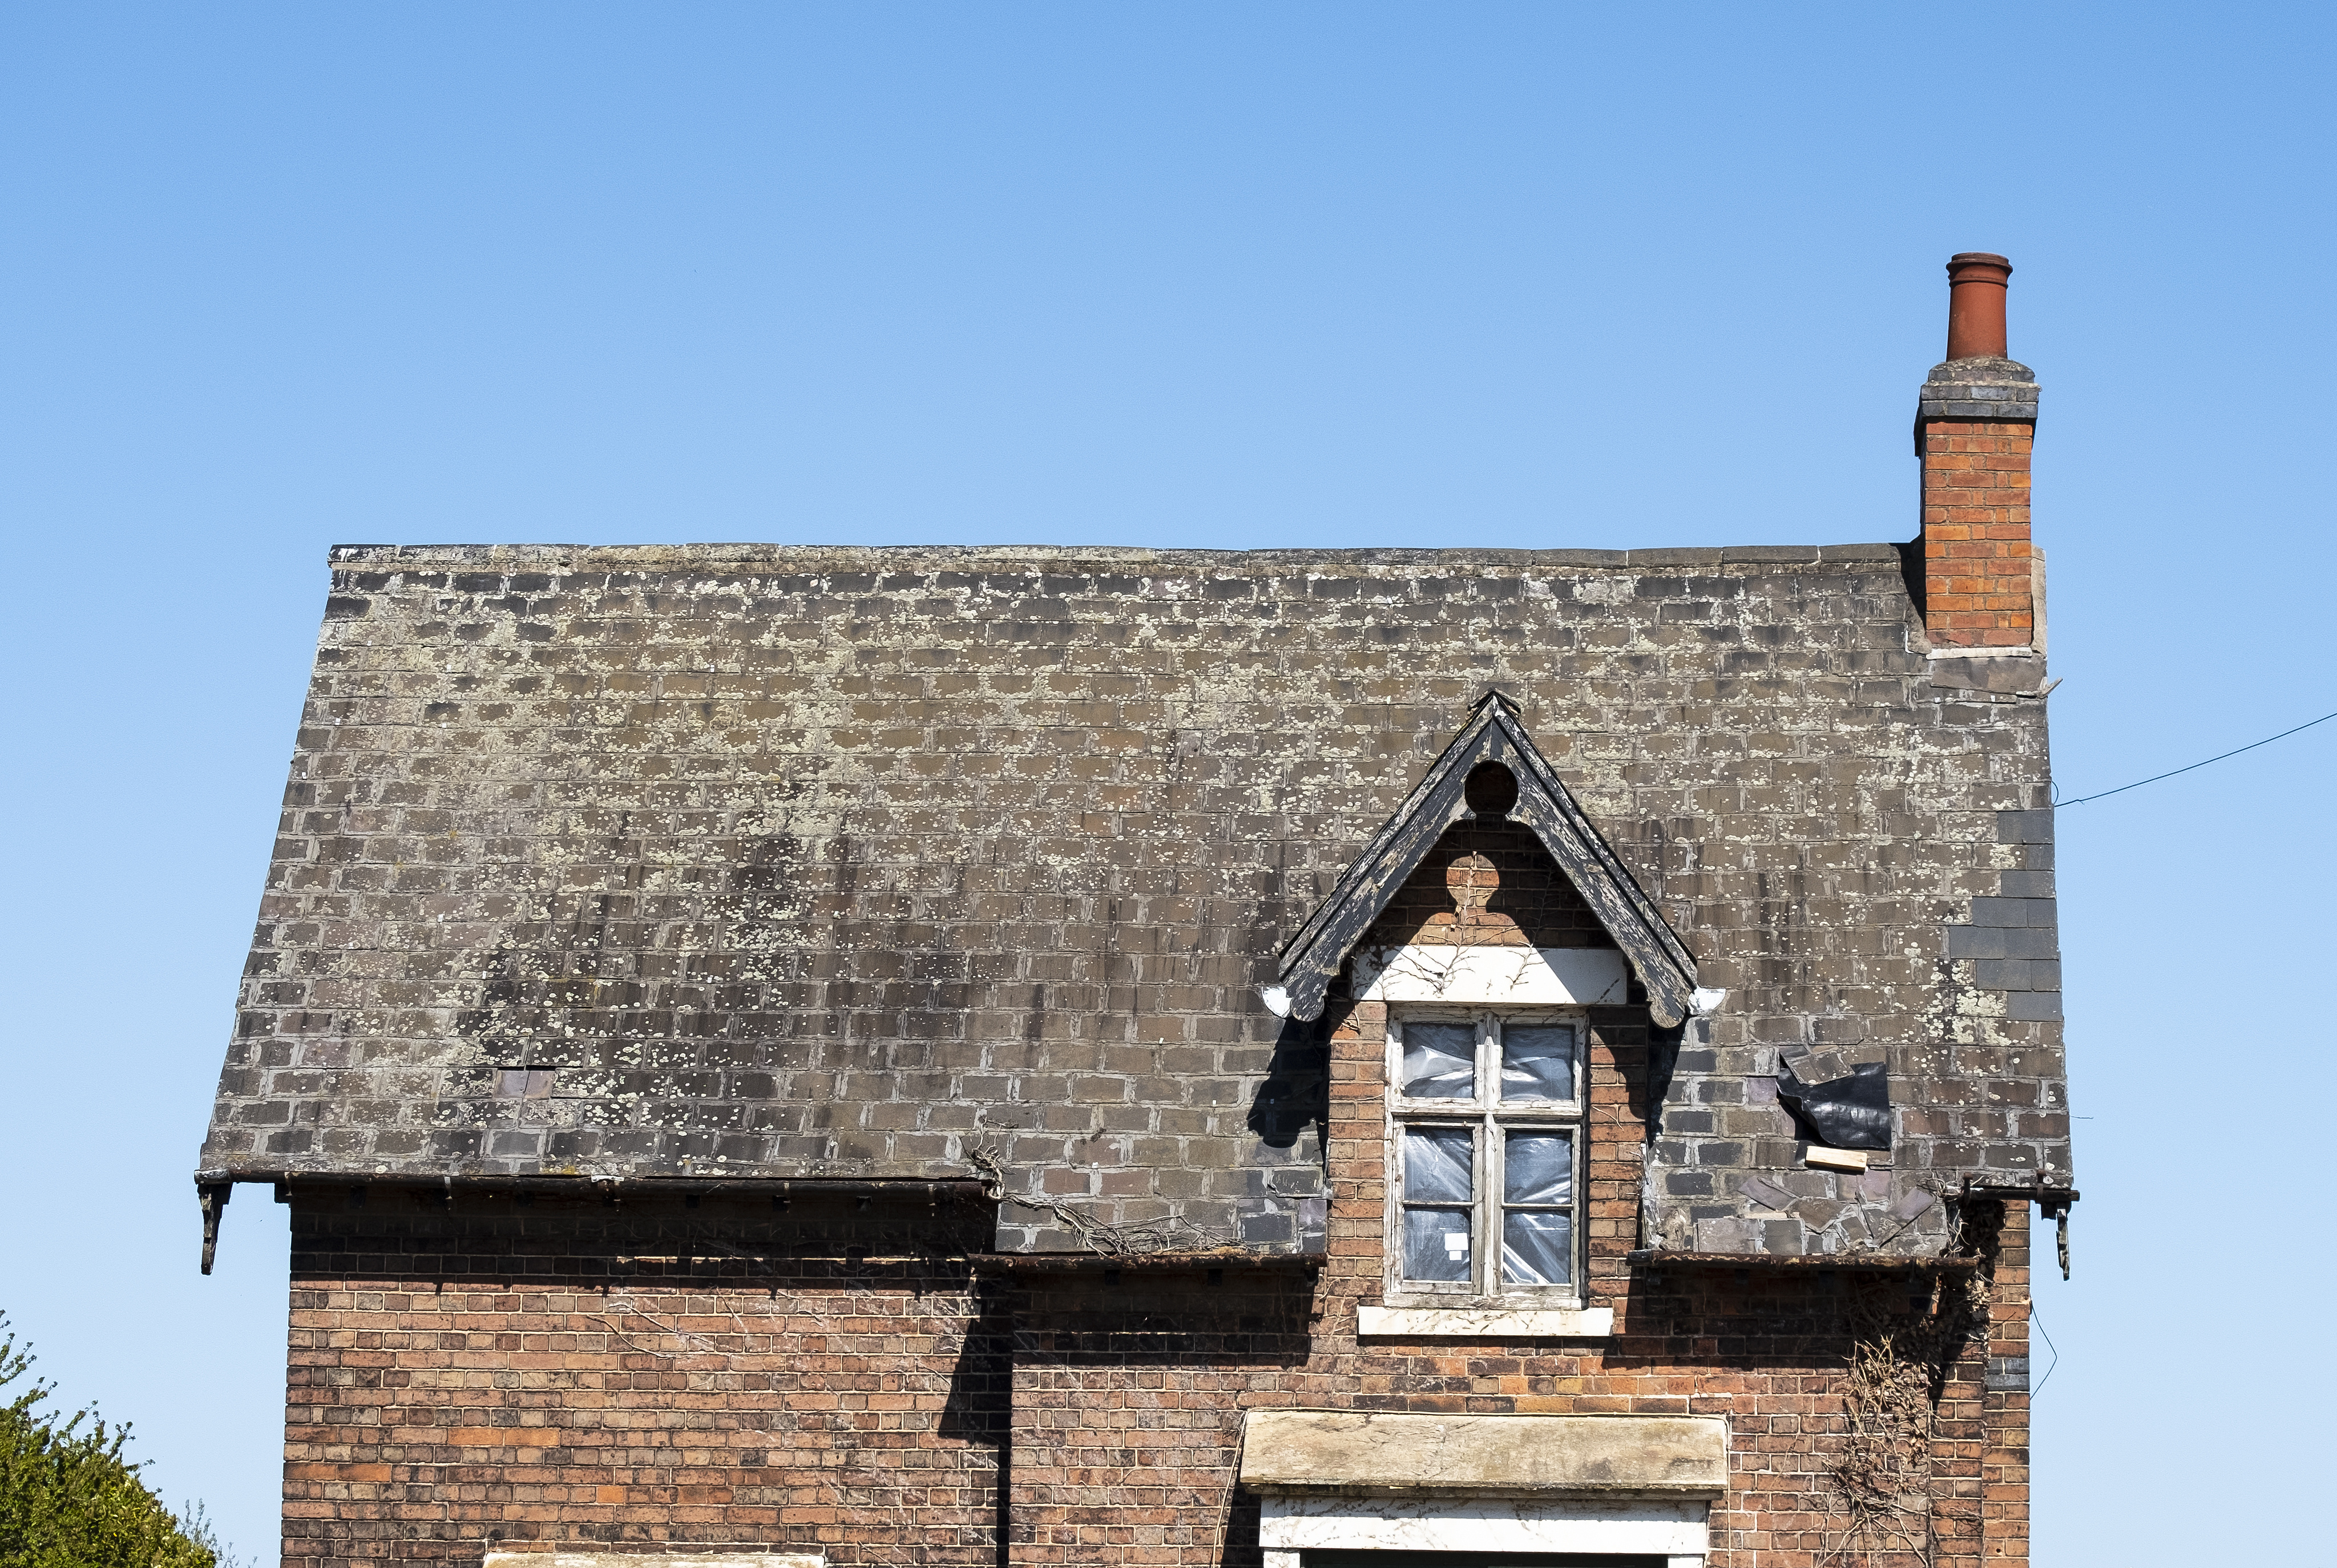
[204,279,2073,1566]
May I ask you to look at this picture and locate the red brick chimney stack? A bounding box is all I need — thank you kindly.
[1917,252,2039,650]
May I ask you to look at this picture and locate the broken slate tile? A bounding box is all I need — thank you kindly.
[1888,1187,1937,1221]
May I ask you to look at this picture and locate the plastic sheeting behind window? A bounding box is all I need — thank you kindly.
[1404,1126,1474,1203]
[1503,1131,1572,1206]
[1400,1022,1476,1099]
[1403,1207,1472,1282]
[1500,1024,1575,1101]
[1501,1211,1573,1286]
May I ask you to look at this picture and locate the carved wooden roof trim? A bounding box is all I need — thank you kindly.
[1266,691,1697,1027]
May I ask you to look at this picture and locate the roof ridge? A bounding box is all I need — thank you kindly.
[326,541,1906,572]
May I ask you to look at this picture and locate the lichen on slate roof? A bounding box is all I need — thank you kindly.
[199,541,2070,1257]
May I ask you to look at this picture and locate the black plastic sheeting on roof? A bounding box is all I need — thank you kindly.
[1777,1060,1891,1151]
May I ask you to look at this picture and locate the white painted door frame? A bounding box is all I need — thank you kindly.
[1256,1492,1707,1567]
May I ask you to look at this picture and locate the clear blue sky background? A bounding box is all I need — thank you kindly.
[2,5,2330,1563]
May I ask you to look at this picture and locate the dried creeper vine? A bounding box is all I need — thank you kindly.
[964,1144,1236,1256]
[1821,1205,2001,1568]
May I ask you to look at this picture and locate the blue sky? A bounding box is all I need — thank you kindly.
[2,5,2330,1563]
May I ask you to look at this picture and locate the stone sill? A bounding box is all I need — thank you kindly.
[1357,1305,1616,1339]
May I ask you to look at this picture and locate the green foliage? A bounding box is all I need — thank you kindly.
[0,1316,224,1568]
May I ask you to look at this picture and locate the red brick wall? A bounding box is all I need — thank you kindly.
[1980,1206,2033,1567]
[1362,819,1620,951]
[1007,1270,1306,1566]
[278,1057,2032,1568]
[1920,418,2035,649]
[281,1191,1005,1568]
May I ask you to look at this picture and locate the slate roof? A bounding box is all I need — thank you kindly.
[199,542,2072,1257]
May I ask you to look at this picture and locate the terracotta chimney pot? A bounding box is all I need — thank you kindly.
[1944,252,2013,361]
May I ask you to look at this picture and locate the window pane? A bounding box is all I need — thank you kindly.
[1400,1022,1476,1098]
[1502,1210,1574,1287]
[1403,1206,1473,1282]
[1404,1126,1474,1203]
[1504,1130,1572,1205]
[1500,1023,1576,1101]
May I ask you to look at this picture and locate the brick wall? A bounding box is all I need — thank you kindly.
[1361,818,1619,952]
[1978,1206,2033,1567]
[282,1190,1004,1568]
[284,1183,2029,1568]
[1919,420,2034,649]
[269,813,2042,1567]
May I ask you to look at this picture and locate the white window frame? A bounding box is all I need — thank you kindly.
[1384,1007,1586,1311]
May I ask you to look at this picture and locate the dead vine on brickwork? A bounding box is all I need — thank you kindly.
[582,1270,982,1374]
[1821,1210,1997,1568]
[570,1207,986,1365]
[584,1291,731,1360]
[965,1145,1234,1256]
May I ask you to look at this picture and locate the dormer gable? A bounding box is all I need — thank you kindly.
[1264,692,1697,1027]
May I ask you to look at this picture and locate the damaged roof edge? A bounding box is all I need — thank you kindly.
[191,1168,998,1275]
[194,1168,994,1195]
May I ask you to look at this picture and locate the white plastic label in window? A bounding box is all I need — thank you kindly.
[1444,1232,1469,1258]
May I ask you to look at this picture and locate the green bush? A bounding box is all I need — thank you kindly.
[0,1316,225,1568]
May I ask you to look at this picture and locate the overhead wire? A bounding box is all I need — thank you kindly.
[2030,1303,2059,1397]
[2054,706,2337,807]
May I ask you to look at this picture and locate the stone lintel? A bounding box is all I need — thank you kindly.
[1238,1411,1729,1497]
[1355,1306,1616,1339]
[1350,945,1631,1007]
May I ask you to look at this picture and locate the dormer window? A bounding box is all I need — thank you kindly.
[1387,1009,1584,1307]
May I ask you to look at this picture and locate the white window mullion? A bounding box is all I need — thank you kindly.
[1479,1013,1494,1295]
[1480,1108,1497,1295]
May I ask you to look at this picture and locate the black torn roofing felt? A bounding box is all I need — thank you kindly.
[1265,691,1699,1028]
[1777,1059,1892,1151]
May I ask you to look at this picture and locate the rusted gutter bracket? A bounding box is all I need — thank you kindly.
[197,1182,231,1275]
[1959,1177,2080,1279]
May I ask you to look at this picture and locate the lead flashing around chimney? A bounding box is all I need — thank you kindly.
[1917,355,2041,423]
